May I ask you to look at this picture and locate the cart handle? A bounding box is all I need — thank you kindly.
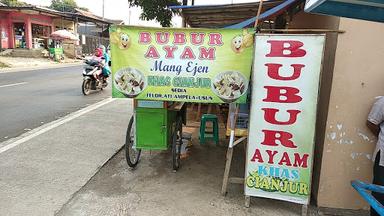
[351,180,384,215]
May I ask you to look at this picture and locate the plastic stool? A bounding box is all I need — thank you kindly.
[199,114,219,145]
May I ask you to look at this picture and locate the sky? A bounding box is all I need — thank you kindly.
[19,0,257,27]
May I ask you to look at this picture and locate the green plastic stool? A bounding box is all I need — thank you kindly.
[199,114,219,145]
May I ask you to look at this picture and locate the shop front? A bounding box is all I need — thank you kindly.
[110,1,328,213]
[0,10,55,49]
[171,0,384,215]
[31,23,52,49]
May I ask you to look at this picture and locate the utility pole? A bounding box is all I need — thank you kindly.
[102,0,105,20]
[127,0,131,24]
[129,10,131,25]
[101,0,105,41]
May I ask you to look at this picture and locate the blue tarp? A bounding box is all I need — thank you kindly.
[305,0,384,23]
[225,0,301,29]
[170,0,302,29]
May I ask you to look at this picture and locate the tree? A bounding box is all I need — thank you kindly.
[49,0,78,12]
[127,0,181,27]
[78,6,89,11]
[0,0,28,6]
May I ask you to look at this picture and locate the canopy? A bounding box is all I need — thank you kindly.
[225,0,301,29]
[170,0,302,29]
[170,0,285,28]
[50,30,79,41]
[304,0,384,23]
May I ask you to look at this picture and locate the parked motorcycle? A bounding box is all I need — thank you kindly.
[82,59,108,95]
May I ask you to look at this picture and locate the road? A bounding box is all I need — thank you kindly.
[0,65,111,143]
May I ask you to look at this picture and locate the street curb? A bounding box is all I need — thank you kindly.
[54,145,125,215]
[0,62,83,73]
[0,97,116,154]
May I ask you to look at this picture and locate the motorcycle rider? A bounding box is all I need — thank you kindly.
[98,45,111,78]
[91,47,106,81]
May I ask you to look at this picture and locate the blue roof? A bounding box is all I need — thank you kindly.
[225,0,301,29]
[304,0,384,23]
[171,0,301,29]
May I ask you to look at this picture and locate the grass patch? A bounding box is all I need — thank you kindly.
[0,61,9,68]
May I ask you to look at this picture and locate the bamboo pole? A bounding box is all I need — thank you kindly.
[260,28,345,33]
[253,0,264,29]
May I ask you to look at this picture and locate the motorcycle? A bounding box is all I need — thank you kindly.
[82,59,108,95]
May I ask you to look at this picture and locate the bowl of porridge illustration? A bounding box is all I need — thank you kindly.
[211,71,248,103]
[114,67,146,98]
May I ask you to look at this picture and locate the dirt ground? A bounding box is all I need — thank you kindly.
[55,104,370,216]
[0,56,80,69]
[56,120,306,216]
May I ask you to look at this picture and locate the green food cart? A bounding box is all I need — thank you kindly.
[125,100,186,171]
[49,47,63,62]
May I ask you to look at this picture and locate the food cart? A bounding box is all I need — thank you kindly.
[125,100,186,171]
[109,26,254,172]
[49,30,78,61]
[49,47,64,62]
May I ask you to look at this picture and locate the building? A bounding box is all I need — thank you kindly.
[0,6,61,49]
[0,5,120,52]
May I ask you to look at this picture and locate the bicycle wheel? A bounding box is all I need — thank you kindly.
[172,115,183,171]
[125,116,141,168]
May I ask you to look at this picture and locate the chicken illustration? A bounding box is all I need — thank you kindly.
[110,28,131,49]
[231,29,254,53]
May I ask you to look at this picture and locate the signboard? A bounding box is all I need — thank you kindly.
[245,34,325,204]
[110,26,254,103]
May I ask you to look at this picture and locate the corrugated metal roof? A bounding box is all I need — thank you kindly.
[0,5,122,25]
[226,0,302,28]
[171,0,285,28]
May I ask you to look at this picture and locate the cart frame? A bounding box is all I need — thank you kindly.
[125,100,186,171]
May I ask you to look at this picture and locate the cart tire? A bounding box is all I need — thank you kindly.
[172,115,183,171]
[125,116,141,168]
[82,80,91,95]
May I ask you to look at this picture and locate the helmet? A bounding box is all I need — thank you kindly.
[95,48,103,57]
[98,45,106,53]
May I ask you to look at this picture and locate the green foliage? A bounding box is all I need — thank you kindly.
[0,0,28,6]
[128,0,180,27]
[0,62,9,68]
[49,0,88,12]
[78,6,89,11]
[49,0,77,12]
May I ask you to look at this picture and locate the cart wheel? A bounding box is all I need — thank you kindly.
[125,116,141,168]
[172,115,183,171]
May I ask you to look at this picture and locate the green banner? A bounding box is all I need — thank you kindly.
[110,26,254,103]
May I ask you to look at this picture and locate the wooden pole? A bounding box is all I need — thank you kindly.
[0,26,2,51]
[254,0,264,29]
[182,0,188,27]
[260,28,345,33]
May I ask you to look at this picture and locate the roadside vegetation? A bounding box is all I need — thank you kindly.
[0,61,9,68]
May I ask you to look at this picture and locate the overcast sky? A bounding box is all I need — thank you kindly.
[20,0,257,27]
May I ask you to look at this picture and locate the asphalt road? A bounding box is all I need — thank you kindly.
[0,65,111,143]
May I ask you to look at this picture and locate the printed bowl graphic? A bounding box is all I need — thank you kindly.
[212,71,248,103]
[114,67,146,98]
